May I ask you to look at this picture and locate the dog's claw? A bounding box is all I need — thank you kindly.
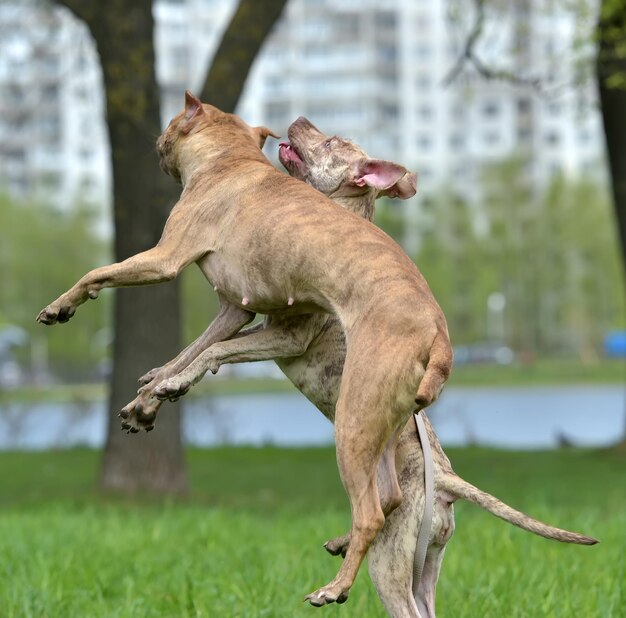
[336,592,349,604]
[305,585,348,607]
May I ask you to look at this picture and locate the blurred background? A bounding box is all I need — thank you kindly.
[0,0,623,453]
[0,1,625,615]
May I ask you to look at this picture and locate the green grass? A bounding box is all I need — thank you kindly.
[0,447,624,617]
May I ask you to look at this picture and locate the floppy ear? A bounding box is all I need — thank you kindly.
[351,159,408,191]
[377,171,417,200]
[181,90,205,134]
[250,125,280,149]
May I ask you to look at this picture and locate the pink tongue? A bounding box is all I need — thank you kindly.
[279,142,301,163]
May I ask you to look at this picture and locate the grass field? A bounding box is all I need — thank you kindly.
[0,446,624,617]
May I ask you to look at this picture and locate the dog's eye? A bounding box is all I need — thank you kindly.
[324,139,333,149]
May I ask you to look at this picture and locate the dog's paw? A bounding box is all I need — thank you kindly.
[304,583,349,607]
[153,377,192,401]
[36,300,76,325]
[119,393,161,433]
[323,533,350,558]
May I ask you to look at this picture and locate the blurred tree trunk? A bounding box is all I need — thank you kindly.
[56,0,288,492]
[597,1,626,274]
[597,0,626,444]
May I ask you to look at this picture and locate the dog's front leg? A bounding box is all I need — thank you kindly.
[36,246,190,325]
[152,316,319,401]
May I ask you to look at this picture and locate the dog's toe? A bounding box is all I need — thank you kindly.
[305,584,348,607]
[323,533,350,557]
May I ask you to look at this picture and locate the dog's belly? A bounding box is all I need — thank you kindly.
[276,317,346,421]
[196,251,329,315]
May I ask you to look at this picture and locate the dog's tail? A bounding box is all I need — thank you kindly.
[442,473,598,545]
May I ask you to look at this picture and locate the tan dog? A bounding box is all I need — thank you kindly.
[142,118,597,617]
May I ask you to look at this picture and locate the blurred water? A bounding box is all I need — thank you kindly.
[0,385,623,450]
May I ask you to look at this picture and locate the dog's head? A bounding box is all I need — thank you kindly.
[278,117,417,204]
[157,91,279,184]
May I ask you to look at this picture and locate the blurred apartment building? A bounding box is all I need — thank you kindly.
[0,2,110,212]
[0,0,604,246]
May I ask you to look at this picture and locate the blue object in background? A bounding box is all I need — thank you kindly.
[604,331,626,358]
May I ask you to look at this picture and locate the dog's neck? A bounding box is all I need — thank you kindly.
[178,128,269,188]
[329,191,377,222]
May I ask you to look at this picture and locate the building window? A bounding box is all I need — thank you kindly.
[449,134,464,148]
[416,14,430,31]
[42,85,59,102]
[377,11,396,29]
[517,98,531,113]
[545,131,560,145]
[378,44,397,61]
[483,131,500,145]
[381,104,398,119]
[415,44,431,58]
[547,101,561,115]
[417,134,432,149]
[482,101,500,117]
[418,105,432,120]
[416,73,431,89]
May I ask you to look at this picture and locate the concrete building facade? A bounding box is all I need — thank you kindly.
[0,0,604,246]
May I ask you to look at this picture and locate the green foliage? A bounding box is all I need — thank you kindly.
[373,198,405,244]
[180,266,221,346]
[416,191,497,345]
[414,160,625,355]
[0,194,110,378]
[0,446,623,616]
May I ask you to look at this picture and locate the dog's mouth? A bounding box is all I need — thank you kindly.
[278,141,304,167]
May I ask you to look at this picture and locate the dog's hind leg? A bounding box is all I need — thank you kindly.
[367,418,426,618]
[324,434,404,558]
[305,339,419,607]
[414,546,446,618]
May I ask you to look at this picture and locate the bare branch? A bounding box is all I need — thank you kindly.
[443,0,486,86]
[443,0,542,91]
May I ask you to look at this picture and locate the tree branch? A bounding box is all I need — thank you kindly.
[200,0,288,113]
[443,0,542,90]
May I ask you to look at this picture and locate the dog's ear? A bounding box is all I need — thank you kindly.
[250,125,280,149]
[181,90,206,134]
[351,159,408,192]
[377,171,417,200]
